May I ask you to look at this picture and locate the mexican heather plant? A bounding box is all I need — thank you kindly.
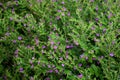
[0,0,120,80]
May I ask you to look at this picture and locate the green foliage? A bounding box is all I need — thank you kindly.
[0,0,120,80]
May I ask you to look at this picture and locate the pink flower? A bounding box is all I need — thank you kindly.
[18,36,22,40]
[78,74,83,78]
[62,64,64,67]
[110,53,114,57]
[53,46,57,50]
[61,1,65,4]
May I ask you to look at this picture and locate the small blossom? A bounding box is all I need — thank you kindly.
[5,32,10,36]
[55,69,59,73]
[112,41,115,45]
[56,16,60,20]
[61,13,65,16]
[32,57,35,60]
[92,57,96,60]
[45,77,50,80]
[108,13,112,19]
[48,70,53,73]
[103,28,106,32]
[10,17,13,21]
[110,53,114,57]
[78,74,83,78]
[62,64,64,67]
[35,37,39,45]
[59,57,63,60]
[38,61,40,64]
[30,76,34,80]
[95,7,98,11]
[66,45,70,49]
[80,54,84,58]
[91,26,95,30]
[13,40,16,43]
[100,23,102,26]
[50,41,54,45]
[74,67,77,70]
[85,56,88,60]
[90,0,94,2]
[67,12,70,16]
[78,63,82,67]
[57,10,61,12]
[61,1,65,4]
[63,7,66,11]
[18,36,22,40]
[95,18,99,22]
[48,65,51,68]
[96,33,100,37]
[42,45,46,49]
[19,68,24,72]
[53,46,57,50]
[74,41,79,46]
[31,64,34,68]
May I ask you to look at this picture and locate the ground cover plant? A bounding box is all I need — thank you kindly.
[0,0,120,80]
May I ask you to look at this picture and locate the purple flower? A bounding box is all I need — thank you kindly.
[59,57,63,60]
[110,53,114,57]
[108,13,112,19]
[48,65,51,68]
[80,54,84,58]
[13,40,16,43]
[53,46,57,50]
[95,7,98,11]
[19,68,23,72]
[67,12,70,16]
[103,28,106,32]
[30,77,34,80]
[5,32,10,36]
[74,67,77,70]
[96,33,100,37]
[92,57,96,60]
[63,7,66,11]
[78,74,83,78]
[62,64,64,67]
[50,41,54,45]
[14,49,18,54]
[55,69,59,73]
[78,63,82,67]
[85,56,88,60]
[14,49,18,57]
[0,2,3,6]
[31,64,34,68]
[90,0,94,2]
[38,61,40,64]
[66,45,70,49]
[61,1,65,4]
[57,10,61,12]
[112,41,115,45]
[74,41,79,46]
[10,17,13,21]
[56,16,60,20]
[45,77,50,80]
[42,45,46,49]
[95,18,99,22]
[18,36,22,40]
[35,37,39,45]
[91,26,95,30]
[48,70,53,73]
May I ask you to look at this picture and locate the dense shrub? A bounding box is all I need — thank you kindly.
[0,0,120,80]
